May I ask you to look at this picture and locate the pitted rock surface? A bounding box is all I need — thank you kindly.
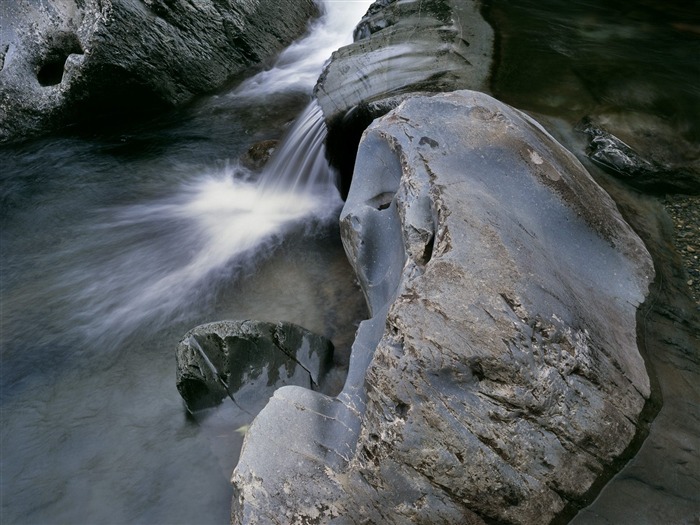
[0,0,318,142]
[231,91,654,524]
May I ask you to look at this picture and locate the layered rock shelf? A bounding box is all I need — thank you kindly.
[0,0,319,142]
[313,0,493,196]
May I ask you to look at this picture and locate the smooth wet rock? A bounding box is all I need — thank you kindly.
[577,117,700,195]
[231,90,655,524]
[0,0,319,142]
[241,140,278,171]
[312,0,494,192]
[176,320,333,413]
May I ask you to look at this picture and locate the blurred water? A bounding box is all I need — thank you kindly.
[232,0,372,97]
[485,0,700,151]
[0,1,372,524]
[3,0,697,523]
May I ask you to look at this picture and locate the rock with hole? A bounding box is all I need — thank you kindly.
[0,0,319,142]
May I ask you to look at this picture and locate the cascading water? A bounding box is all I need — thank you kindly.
[258,100,336,194]
[41,0,371,348]
[60,99,340,349]
[232,0,373,97]
[0,2,373,524]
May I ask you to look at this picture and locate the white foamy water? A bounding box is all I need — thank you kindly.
[234,0,373,96]
[59,0,374,342]
[64,163,342,344]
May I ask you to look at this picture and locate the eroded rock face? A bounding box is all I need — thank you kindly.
[0,0,318,142]
[312,0,493,192]
[231,91,654,524]
[176,320,333,413]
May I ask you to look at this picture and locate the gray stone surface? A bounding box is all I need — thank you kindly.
[554,133,700,525]
[312,0,494,191]
[315,0,492,120]
[176,320,333,413]
[0,0,318,142]
[577,117,700,195]
[231,90,655,524]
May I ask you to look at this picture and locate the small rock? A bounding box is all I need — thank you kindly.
[176,320,333,412]
[241,139,278,170]
[576,117,700,194]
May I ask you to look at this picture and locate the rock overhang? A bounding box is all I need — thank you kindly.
[313,0,495,197]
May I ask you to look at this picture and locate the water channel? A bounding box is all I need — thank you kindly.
[1,0,698,523]
[1,2,372,523]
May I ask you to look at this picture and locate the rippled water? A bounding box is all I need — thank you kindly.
[485,0,700,154]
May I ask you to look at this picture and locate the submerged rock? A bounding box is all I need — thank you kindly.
[312,0,494,193]
[176,320,333,413]
[0,0,319,142]
[241,140,278,171]
[577,117,700,194]
[231,90,655,524]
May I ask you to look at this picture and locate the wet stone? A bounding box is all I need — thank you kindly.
[313,0,494,194]
[576,117,700,194]
[175,320,334,413]
[0,0,319,142]
[664,194,700,307]
[231,91,655,525]
[241,140,278,171]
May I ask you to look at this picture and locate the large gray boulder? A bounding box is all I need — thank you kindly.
[0,0,319,142]
[231,90,654,524]
[312,0,493,192]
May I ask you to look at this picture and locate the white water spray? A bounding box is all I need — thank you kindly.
[65,0,373,343]
[234,0,373,97]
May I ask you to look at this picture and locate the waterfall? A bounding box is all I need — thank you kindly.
[258,100,335,195]
[57,1,374,345]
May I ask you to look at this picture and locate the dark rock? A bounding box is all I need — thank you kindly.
[176,320,333,413]
[231,91,654,524]
[0,0,319,142]
[312,0,494,195]
[241,139,278,171]
[577,117,700,195]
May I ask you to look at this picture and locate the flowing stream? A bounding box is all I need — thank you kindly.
[1,2,372,524]
[2,0,698,524]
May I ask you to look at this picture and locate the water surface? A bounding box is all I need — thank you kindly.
[0,2,372,523]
